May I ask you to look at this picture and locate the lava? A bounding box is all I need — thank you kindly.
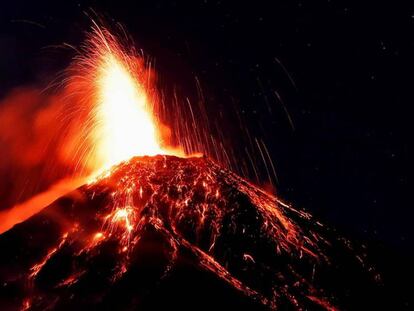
[65,23,185,173]
[0,156,381,310]
[87,26,173,169]
[0,24,382,311]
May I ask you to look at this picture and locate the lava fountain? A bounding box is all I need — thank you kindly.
[94,52,162,166]
[89,31,169,169]
[69,25,181,173]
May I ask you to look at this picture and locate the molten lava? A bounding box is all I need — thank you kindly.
[0,25,383,311]
[93,42,165,169]
[0,156,382,310]
[71,25,182,173]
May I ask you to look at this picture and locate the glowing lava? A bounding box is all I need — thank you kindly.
[66,24,183,174]
[93,52,164,169]
[0,25,381,311]
[0,155,379,310]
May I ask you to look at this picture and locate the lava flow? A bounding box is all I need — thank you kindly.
[0,155,382,310]
[0,25,382,310]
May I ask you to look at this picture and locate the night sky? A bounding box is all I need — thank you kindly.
[0,1,411,306]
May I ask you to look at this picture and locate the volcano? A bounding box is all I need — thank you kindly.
[0,155,384,310]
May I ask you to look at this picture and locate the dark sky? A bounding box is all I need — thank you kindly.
[0,0,412,290]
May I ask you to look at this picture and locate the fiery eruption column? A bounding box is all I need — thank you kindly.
[73,25,179,173]
[93,48,164,169]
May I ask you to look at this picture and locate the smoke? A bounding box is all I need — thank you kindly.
[0,88,60,208]
[0,82,96,215]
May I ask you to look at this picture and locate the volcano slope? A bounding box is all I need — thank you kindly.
[0,155,384,310]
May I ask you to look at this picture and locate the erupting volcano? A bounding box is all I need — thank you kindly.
[0,25,383,310]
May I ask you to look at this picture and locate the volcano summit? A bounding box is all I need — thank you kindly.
[0,155,383,310]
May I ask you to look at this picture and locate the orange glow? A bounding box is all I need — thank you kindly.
[0,177,86,234]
